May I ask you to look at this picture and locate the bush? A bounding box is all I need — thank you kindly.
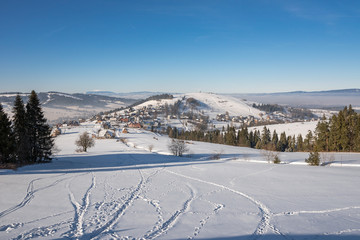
[305,151,320,166]
[210,150,223,160]
[273,155,281,164]
[75,132,95,152]
[168,139,189,157]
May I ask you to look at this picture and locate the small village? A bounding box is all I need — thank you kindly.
[51,99,318,140]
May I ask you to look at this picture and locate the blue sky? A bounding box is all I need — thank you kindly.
[0,0,359,93]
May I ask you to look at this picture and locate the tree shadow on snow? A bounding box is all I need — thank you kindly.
[0,152,262,176]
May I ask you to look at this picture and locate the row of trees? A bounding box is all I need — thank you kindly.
[169,125,314,153]
[315,105,360,152]
[167,105,360,154]
[0,91,54,165]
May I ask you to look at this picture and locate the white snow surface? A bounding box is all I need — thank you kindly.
[1,124,360,240]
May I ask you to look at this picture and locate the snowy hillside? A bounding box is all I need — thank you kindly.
[0,92,137,123]
[135,92,264,119]
[1,124,360,240]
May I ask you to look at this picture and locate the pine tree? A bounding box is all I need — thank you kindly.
[238,127,250,147]
[0,104,15,164]
[315,115,330,151]
[12,94,30,163]
[305,151,320,166]
[25,90,54,163]
[271,130,279,150]
[296,134,304,151]
[304,130,314,151]
[277,132,288,152]
[260,126,271,148]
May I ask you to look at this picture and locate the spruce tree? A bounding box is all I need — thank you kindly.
[296,134,304,151]
[277,132,288,152]
[26,90,53,163]
[0,104,15,164]
[261,126,271,148]
[12,94,30,163]
[304,130,314,151]
[315,115,330,151]
[271,130,279,150]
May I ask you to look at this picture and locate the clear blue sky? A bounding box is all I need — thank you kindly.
[1,0,359,93]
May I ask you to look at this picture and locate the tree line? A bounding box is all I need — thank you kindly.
[167,105,360,153]
[0,90,54,166]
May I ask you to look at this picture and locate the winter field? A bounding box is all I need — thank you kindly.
[1,124,360,240]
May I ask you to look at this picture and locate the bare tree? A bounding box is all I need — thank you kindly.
[261,149,280,164]
[168,139,189,157]
[75,132,95,152]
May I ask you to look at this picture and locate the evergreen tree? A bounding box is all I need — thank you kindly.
[254,130,261,148]
[260,126,271,148]
[225,126,236,145]
[25,90,53,163]
[288,135,296,152]
[296,134,304,151]
[238,127,250,147]
[271,130,279,150]
[0,104,15,163]
[12,94,30,163]
[315,115,330,151]
[277,132,288,152]
[305,151,320,166]
[304,130,314,151]
[329,114,341,151]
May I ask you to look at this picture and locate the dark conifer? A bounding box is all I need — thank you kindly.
[26,90,53,163]
[12,94,30,163]
[0,104,15,163]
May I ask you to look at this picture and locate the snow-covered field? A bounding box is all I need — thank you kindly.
[1,124,360,240]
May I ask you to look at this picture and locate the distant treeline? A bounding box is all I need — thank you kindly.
[252,103,284,113]
[167,105,360,153]
[0,91,53,167]
[252,103,316,120]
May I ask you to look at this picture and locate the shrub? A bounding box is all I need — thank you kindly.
[210,150,223,160]
[305,151,320,166]
[273,155,281,164]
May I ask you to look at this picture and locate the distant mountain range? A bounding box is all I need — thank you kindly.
[0,92,138,123]
[229,89,360,108]
[86,91,168,99]
[1,89,359,123]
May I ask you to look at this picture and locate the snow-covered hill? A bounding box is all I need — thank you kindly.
[135,92,265,120]
[1,124,360,239]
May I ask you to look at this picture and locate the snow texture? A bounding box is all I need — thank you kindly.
[1,124,360,240]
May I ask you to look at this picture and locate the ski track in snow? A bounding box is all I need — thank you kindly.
[66,172,96,238]
[188,202,224,240]
[84,169,145,240]
[12,219,72,240]
[164,169,286,239]
[142,184,195,240]
[0,174,69,219]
